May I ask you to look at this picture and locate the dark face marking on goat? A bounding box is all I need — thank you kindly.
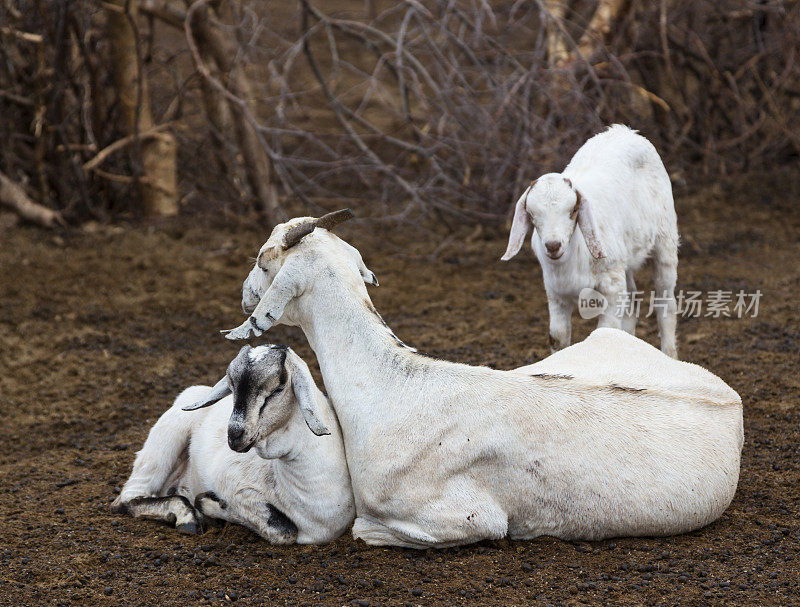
[231,364,255,417]
[259,363,287,416]
[266,503,298,537]
[229,347,288,418]
[530,373,574,381]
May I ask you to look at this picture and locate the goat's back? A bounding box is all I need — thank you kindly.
[516,328,740,408]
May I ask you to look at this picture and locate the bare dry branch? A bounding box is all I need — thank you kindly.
[1,0,798,226]
[185,0,285,224]
[0,171,65,228]
[82,123,173,171]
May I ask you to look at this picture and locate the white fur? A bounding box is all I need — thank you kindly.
[502,125,680,358]
[113,346,354,544]
[225,221,742,549]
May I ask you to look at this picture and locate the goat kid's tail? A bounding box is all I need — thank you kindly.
[112,386,210,510]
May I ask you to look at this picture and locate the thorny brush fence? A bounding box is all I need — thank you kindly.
[1,0,798,227]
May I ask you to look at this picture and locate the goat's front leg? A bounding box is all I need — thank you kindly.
[652,249,678,359]
[596,268,627,330]
[621,270,638,335]
[112,495,200,534]
[547,296,573,352]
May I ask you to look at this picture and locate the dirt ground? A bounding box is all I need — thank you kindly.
[1,173,799,606]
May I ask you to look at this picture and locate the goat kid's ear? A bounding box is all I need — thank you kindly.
[182,376,232,411]
[286,350,331,436]
[501,182,535,261]
[574,189,605,259]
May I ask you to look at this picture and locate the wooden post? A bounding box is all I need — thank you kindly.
[107,0,178,217]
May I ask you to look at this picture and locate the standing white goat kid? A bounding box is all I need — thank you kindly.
[112,344,354,544]
[223,211,742,549]
[501,125,679,358]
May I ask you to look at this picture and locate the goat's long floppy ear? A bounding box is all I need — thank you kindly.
[574,189,605,259]
[286,349,330,436]
[224,256,302,340]
[182,377,232,411]
[501,182,534,261]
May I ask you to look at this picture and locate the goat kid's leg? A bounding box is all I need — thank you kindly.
[547,296,573,352]
[621,270,638,335]
[115,495,200,534]
[652,250,679,358]
[114,387,203,508]
[196,490,299,544]
[194,491,229,522]
[596,268,627,331]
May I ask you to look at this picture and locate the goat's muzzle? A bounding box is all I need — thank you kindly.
[227,422,254,453]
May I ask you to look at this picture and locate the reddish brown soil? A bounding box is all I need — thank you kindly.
[1,175,799,605]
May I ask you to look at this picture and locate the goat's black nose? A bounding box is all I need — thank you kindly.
[228,424,245,449]
[545,240,561,254]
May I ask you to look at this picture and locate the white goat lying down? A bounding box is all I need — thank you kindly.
[112,344,354,544]
[223,211,743,549]
[502,124,680,358]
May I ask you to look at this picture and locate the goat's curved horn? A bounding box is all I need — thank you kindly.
[281,220,318,251]
[316,208,354,231]
[280,208,355,252]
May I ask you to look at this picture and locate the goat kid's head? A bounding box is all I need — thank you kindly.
[501,175,605,262]
[240,209,378,318]
[182,345,330,456]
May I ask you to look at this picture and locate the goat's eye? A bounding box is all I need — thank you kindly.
[570,205,579,220]
[258,384,286,415]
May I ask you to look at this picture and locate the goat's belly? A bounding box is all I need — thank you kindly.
[505,432,741,541]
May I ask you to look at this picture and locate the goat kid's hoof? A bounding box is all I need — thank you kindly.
[109,499,127,515]
[176,522,199,535]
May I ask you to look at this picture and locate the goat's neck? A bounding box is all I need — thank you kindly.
[271,411,349,512]
[300,279,428,432]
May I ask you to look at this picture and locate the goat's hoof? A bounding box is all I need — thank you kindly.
[176,522,198,535]
[222,322,254,341]
[109,499,127,515]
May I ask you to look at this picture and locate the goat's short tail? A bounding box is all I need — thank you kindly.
[113,386,210,509]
